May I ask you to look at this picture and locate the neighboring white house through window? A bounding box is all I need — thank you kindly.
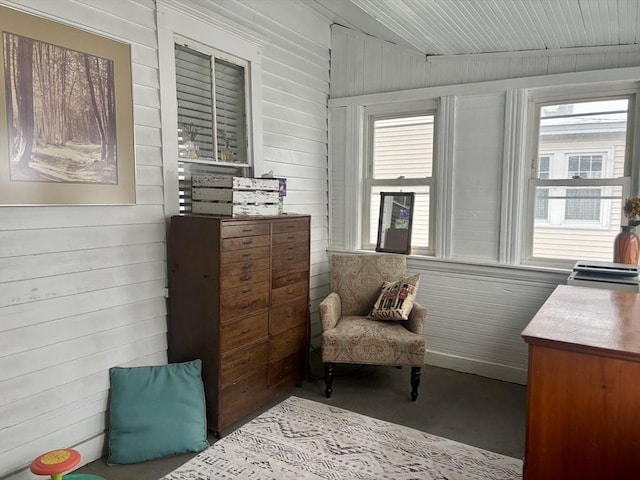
[527,96,632,264]
[365,111,436,255]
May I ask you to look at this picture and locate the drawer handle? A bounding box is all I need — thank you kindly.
[287,246,294,251]
[242,253,251,258]
[241,289,250,294]
[243,240,253,245]
[243,228,253,232]
[241,328,250,335]
[240,274,250,281]
[241,304,250,310]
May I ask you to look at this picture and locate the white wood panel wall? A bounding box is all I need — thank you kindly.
[0,1,331,478]
[412,261,563,384]
[328,26,639,384]
[331,24,640,98]
[452,94,505,262]
[0,0,166,477]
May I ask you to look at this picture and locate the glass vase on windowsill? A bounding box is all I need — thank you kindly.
[179,123,200,158]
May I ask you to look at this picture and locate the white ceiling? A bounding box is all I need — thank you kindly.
[309,0,640,56]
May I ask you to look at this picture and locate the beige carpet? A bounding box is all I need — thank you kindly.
[162,396,522,479]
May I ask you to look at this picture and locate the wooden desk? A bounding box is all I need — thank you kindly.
[521,285,640,480]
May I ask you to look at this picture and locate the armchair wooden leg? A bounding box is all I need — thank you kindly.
[324,363,334,398]
[410,366,421,401]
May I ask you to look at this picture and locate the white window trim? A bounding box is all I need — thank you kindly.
[157,0,266,218]
[362,100,439,256]
[517,83,638,269]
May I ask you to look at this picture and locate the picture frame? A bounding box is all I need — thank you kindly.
[0,6,135,205]
[375,192,415,254]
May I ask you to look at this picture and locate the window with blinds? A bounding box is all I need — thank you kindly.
[174,39,250,212]
[175,41,247,165]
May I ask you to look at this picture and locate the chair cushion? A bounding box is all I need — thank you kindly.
[107,360,209,465]
[330,254,408,316]
[368,273,420,320]
[322,316,425,366]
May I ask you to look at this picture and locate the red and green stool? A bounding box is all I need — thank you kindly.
[30,449,104,480]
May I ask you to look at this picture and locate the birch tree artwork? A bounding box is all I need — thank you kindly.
[3,32,117,184]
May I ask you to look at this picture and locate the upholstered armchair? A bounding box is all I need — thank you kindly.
[319,253,427,401]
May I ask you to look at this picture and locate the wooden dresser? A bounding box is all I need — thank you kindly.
[167,214,310,434]
[521,285,640,480]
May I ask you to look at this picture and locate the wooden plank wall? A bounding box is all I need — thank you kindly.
[330,25,640,98]
[0,0,330,477]
[328,26,638,384]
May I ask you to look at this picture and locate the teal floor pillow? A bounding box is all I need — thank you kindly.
[107,359,209,465]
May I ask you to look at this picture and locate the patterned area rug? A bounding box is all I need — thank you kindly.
[162,396,522,480]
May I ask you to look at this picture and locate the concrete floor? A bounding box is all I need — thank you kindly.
[75,352,527,479]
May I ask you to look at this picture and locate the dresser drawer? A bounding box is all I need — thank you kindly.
[221,283,269,322]
[272,241,309,259]
[221,267,270,290]
[222,234,270,252]
[221,245,269,264]
[221,257,270,279]
[272,270,308,289]
[272,280,308,305]
[272,219,309,235]
[221,222,270,239]
[271,300,308,336]
[272,230,309,246]
[220,341,269,387]
[270,324,306,361]
[270,350,305,386]
[218,367,269,430]
[272,254,309,277]
[220,311,269,353]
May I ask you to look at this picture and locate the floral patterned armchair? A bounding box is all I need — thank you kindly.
[319,254,427,401]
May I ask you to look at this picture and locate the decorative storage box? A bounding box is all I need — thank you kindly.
[191,175,279,216]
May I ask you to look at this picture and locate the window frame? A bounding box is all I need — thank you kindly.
[174,35,250,166]
[362,100,438,256]
[522,89,636,268]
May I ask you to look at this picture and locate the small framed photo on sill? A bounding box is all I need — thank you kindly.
[375,192,415,255]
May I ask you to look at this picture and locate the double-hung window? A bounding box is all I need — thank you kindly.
[175,38,248,164]
[526,95,634,265]
[364,108,437,255]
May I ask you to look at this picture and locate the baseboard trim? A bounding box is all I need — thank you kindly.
[426,351,528,385]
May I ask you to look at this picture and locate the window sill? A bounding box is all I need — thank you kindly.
[178,157,251,168]
[327,247,570,285]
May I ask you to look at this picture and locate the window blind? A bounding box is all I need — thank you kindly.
[174,42,249,211]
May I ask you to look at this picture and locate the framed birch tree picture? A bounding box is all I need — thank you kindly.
[0,5,135,205]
